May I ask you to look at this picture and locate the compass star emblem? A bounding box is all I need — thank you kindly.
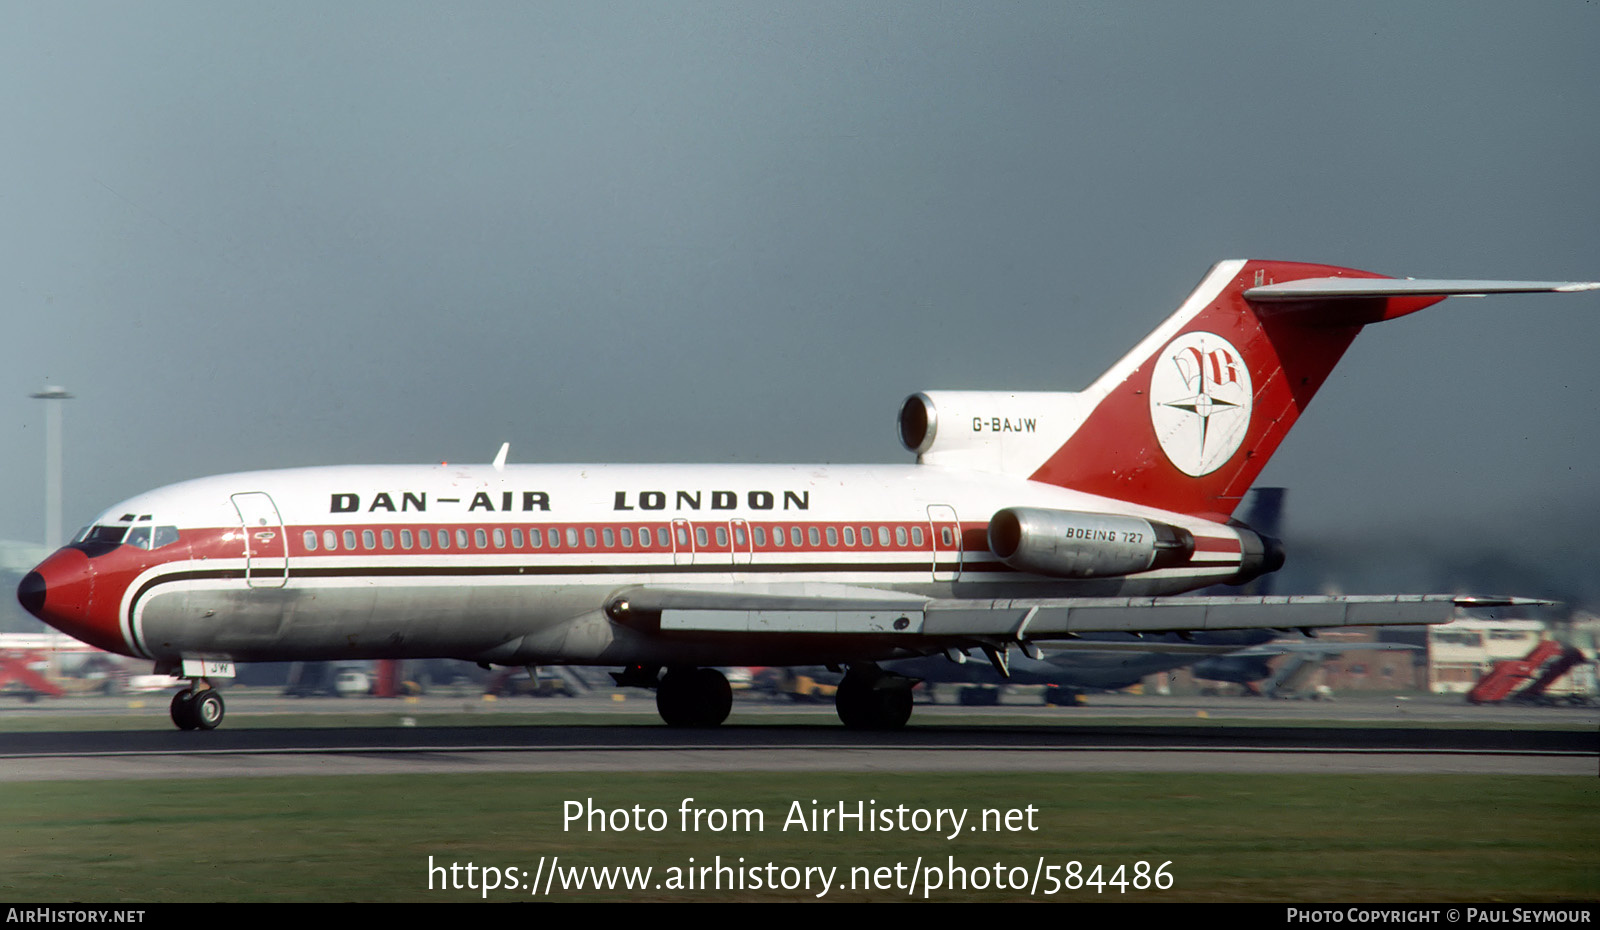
[1148,332,1253,477]
[1162,389,1239,455]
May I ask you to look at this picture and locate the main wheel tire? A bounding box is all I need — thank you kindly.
[656,668,731,727]
[836,673,913,730]
[656,671,696,727]
[690,667,732,727]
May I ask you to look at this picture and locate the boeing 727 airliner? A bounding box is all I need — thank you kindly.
[18,260,1597,730]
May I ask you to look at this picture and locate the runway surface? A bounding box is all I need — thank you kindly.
[2,689,1593,780]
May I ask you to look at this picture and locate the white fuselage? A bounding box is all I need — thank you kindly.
[53,462,1252,668]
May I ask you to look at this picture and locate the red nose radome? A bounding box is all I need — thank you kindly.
[16,548,128,655]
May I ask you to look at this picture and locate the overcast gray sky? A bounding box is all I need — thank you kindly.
[3,2,1597,550]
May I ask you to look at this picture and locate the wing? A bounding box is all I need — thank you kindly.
[607,584,1542,678]
[611,583,1544,637]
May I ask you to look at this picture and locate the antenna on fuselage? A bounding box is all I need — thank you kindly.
[492,442,510,471]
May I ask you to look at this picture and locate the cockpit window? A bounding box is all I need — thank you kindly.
[84,525,129,545]
[76,523,180,552]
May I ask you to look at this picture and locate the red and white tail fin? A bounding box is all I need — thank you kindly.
[1026,259,1599,519]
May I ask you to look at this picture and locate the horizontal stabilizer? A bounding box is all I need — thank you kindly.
[1245,278,1600,301]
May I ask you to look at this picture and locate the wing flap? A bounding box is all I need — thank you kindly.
[622,585,1546,638]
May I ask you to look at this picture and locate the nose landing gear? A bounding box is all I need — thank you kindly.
[170,682,225,731]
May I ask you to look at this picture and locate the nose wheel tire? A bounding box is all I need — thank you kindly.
[170,688,225,731]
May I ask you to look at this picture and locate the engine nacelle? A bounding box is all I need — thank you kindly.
[987,507,1196,578]
[897,391,1089,472]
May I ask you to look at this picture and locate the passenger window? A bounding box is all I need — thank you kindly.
[401,529,414,550]
[734,526,747,546]
[603,527,615,547]
[344,530,358,550]
[382,529,395,549]
[790,526,803,547]
[458,529,471,548]
[808,527,820,546]
[549,528,561,548]
[419,530,432,550]
[911,526,924,547]
[568,528,581,547]
[844,526,856,546]
[716,526,728,547]
[754,526,767,546]
[826,526,838,547]
[621,527,634,548]
[695,526,708,546]
[657,527,670,547]
[877,526,890,547]
[475,529,488,548]
[584,528,597,547]
[895,527,907,547]
[437,530,451,550]
[362,530,376,549]
[772,527,784,547]
[304,530,318,551]
[941,527,954,546]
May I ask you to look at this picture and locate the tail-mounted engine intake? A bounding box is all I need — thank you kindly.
[988,507,1196,578]
[897,390,1088,472]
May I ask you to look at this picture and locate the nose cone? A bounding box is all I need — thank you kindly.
[17,570,47,617]
[17,548,128,655]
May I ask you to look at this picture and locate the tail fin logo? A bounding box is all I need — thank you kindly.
[1148,331,1253,476]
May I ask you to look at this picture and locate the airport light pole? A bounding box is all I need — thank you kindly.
[29,385,73,552]
[28,386,74,666]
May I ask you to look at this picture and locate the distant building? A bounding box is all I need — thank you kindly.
[0,539,46,575]
[1427,617,1590,696]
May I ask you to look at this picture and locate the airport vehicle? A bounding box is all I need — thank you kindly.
[1467,640,1591,705]
[17,260,1595,731]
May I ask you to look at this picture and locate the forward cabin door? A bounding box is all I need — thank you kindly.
[231,492,288,588]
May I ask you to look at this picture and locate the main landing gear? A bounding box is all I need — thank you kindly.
[620,662,917,730]
[170,683,225,731]
[835,664,916,731]
[655,667,733,727]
